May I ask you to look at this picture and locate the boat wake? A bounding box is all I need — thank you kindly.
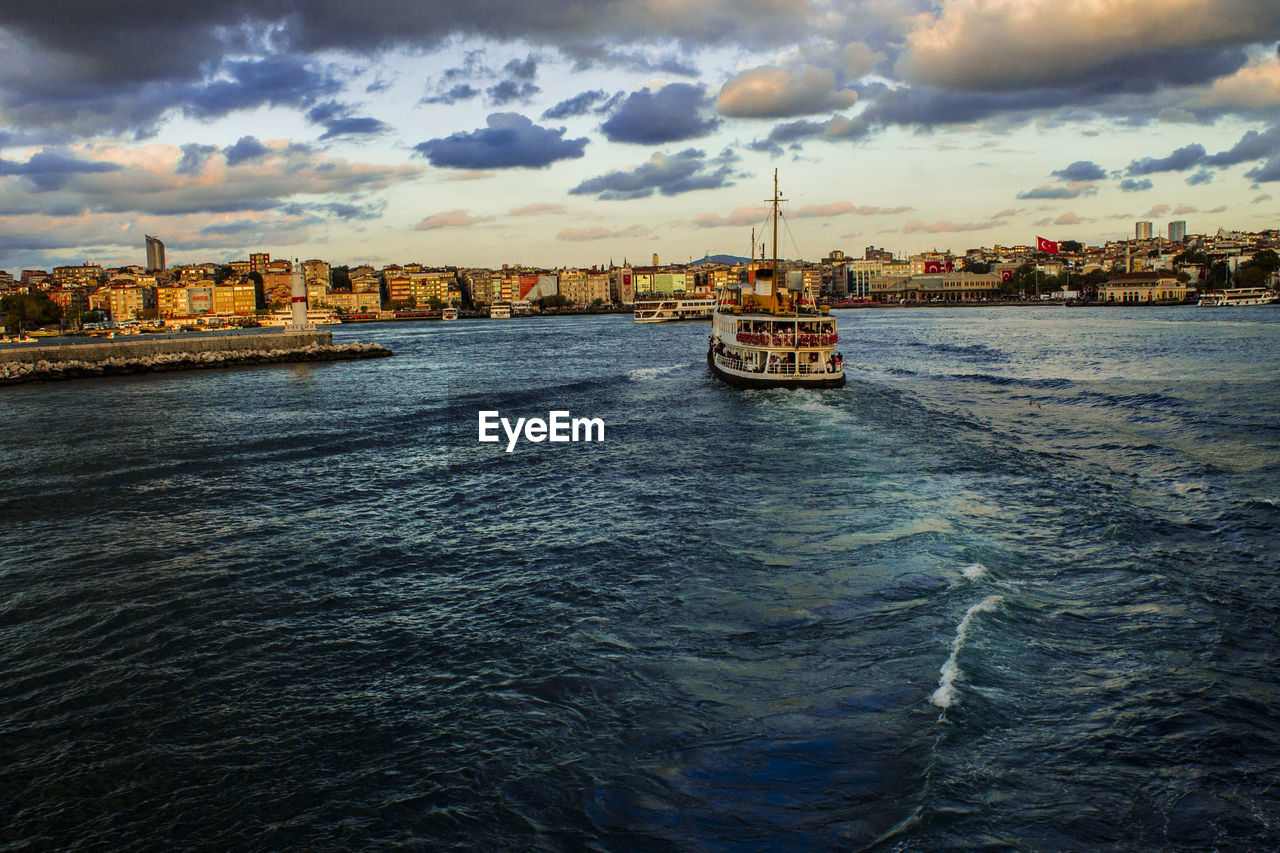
[931,594,1003,709]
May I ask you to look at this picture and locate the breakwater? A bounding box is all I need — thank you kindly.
[0,331,392,385]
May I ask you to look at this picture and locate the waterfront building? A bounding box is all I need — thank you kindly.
[249,253,270,274]
[106,283,155,321]
[46,288,87,316]
[156,285,189,317]
[1168,221,1187,244]
[610,267,635,306]
[1136,221,1154,241]
[1100,271,1185,303]
[145,235,165,272]
[327,290,381,313]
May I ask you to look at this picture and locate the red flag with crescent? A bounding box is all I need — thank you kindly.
[1037,236,1060,254]
[924,260,943,274]
[1001,269,1013,282]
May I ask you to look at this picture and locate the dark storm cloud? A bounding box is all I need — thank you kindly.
[176,144,219,175]
[569,148,737,200]
[1186,170,1214,186]
[413,113,588,169]
[1126,143,1207,176]
[0,149,121,191]
[1051,160,1107,182]
[542,90,610,120]
[224,136,271,166]
[1119,178,1154,192]
[600,84,720,144]
[306,101,390,139]
[503,55,538,81]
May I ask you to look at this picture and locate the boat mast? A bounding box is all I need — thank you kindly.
[771,169,780,304]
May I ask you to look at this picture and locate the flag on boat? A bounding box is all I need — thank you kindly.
[1037,236,1060,254]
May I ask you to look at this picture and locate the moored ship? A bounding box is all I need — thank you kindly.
[489,301,512,319]
[707,172,844,389]
[634,296,715,323]
[1198,287,1278,306]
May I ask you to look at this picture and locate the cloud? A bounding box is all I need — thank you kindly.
[717,66,857,119]
[1245,156,1280,182]
[1173,204,1197,214]
[600,83,720,144]
[1190,57,1280,109]
[1120,178,1153,192]
[422,83,482,105]
[569,148,737,200]
[1142,204,1172,218]
[414,210,494,230]
[509,203,566,216]
[1254,193,1273,203]
[0,149,122,191]
[1185,170,1214,185]
[1126,143,1206,175]
[0,141,419,219]
[903,219,1007,233]
[223,136,271,167]
[175,144,218,176]
[900,0,1277,92]
[487,80,541,106]
[1054,212,1082,225]
[542,90,611,119]
[693,205,770,228]
[1017,184,1095,199]
[791,202,913,217]
[1203,122,1280,167]
[1051,160,1107,182]
[414,113,588,169]
[556,225,647,241]
[842,42,886,78]
[306,101,389,139]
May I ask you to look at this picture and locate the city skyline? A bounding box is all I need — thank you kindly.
[2,2,1280,272]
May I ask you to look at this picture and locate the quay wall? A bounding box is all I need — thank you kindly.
[0,330,333,365]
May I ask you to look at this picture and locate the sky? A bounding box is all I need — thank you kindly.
[2,0,1280,272]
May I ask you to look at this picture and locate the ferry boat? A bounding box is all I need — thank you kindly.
[489,301,511,319]
[634,296,715,323]
[443,307,458,321]
[1198,287,1278,306]
[707,171,844,389]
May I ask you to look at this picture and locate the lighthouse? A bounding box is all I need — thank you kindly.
[285,259,314,331]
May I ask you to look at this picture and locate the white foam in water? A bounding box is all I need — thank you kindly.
[930,594,1003,709]
[626,363,688,381]
[961,562,988,581]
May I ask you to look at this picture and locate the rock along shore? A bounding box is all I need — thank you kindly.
[0,341,393,386]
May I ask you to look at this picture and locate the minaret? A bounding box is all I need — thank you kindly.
[285,259,313,331]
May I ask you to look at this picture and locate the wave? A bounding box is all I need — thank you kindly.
[930,594,1003,709]
[961,562,988,581]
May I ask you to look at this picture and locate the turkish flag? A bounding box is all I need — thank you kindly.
[1037,236,1059,254]
[1001,269,1013,282]
[945,260,954,272]
[924,260,942,274]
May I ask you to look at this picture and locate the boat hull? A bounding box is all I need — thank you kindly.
[707,349,845,389]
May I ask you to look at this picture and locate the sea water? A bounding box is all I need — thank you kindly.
[2,306,1278,849]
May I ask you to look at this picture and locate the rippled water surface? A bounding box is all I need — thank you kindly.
[3,306,1279,850]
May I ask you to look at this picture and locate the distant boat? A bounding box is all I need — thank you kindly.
[1199,288,1278,307]
[489,301,511,319]
[634,296,715,323]
[707,170,845,389]
[443,307,458,321]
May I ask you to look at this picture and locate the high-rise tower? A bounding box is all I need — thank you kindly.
[1135,221,1153,241]
[1168,220,1187,244]
[145,235,165,272]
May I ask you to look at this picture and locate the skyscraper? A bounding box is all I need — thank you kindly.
[1168,220,1187,244]
[145,235,165,272]
[1135,221,1153,241]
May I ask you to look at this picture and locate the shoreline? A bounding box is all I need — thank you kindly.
[0,340,393,386]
